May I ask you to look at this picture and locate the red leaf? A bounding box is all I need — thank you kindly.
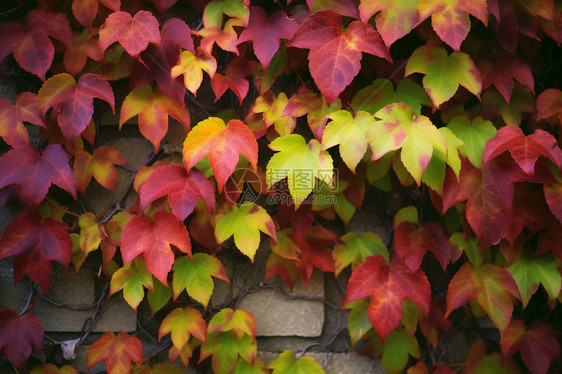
[441,156,525,248]
[286,10,390,104]
[0,10,72,80]
[121,212,191,285]
[237,6,297,72]
[483,125,562,175]
[479,56,534,103]
[343,254,431,341]
[38,73,115,142]
[446,262,520,331]
[86,331,143,374]
[182,117,258,192]
[211,58,256,104]
[0,211,72,292]
[537,88,562,123]
[0,308,43,370]
[64,29,104,76]
[72,0,120,27]
[0,93,45,147]
[139,164,215,221]
[501,320,560,374]
[394,221,452,271]
[295,226,337,288]
[99,10,161,57]
[0,145,77,205]
[544,182,562,224]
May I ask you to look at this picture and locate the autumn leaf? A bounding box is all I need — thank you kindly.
[208,308,256,340]
[251,91,296,137]
[333,232,389,277]
[0,211,72,292]
[405,44,481,107]
[139,164,215,221]
[282,90,342,140]
[0,93,45,147]
[441,156,526,248]
[382,330,420,374]
[87,332,143,374]
[266,134,334,207]
[172,253,229,308]
[237,6,297,71]
[74,146,127,194]
[72,0,120,27]
[30,363,80,374]
[211,58,256,104]
[500,320,560,374]
[479,56,534,103]
[464,339,521,374]
[78,212,102,256]
[447,115,496,168]
[287,10,390,104]
[367,103,447,185]
[183,117,258,191]
[121,211,192,285]
[99,10,160,57]
[159,307,207,349]
[203,0,249,28]
[343,254,431,341]
[200,332,256,374]
[64,29,104,76]
[394,219,452,271]
[147,279,171,314]
[537,88,562,123]
[268,350,325,374]
[110,258,153,311]
[482,125,562,175]
[38,73,114,142]
[446,262,520,331]
[171,48,217,96]
[417,0,487,51]
[0,10,72,80]
[359,0,421,47]
[323,110,376,172]
[119,85,190,149]
[198,18,242,56]
[351,78,432,117]
[507,250,561,308]
[0,145,77,205]
[481,85,535,126]
[0,308,43,370]
[215,202,276,261]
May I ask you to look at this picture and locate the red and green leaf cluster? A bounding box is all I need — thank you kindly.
[0,0,561,373]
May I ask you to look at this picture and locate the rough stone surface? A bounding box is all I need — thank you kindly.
[33,265,96,332]
[258,351,385,374]
[0,258,30,313]
[92,293,137,333]
[237,271,325,337]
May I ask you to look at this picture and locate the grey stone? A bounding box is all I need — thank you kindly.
[34,265,96,332]
[236,271,325,337]
[347,210,390,242]
[0,259,31,313]
[258,351,384,374]
[92,293,137,332]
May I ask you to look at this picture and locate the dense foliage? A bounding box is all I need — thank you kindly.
[0,0,561,373]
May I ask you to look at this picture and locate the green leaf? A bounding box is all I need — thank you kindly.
[405,45,481,107]
[268,350,325,374]
[381,330,420,374]
[147,279,171,314]
[345,299,373,347]
[508,251,561,308]
[352,78,431,116]
[203,0,249,28]
[172,253,229,308]
[267,134,334,207]
[323,110,375,172]
[447,116,496,168]
[368,103,447,185]
[109,258,153,311]
[333,232,388,276]
[215,202,276,261]
[200,332,256,374]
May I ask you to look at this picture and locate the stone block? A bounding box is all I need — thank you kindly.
[258,351,384,374]
[33,266,96,332]
[0,259,30,313]
[92,293,137,332]
[236,271,325,337]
